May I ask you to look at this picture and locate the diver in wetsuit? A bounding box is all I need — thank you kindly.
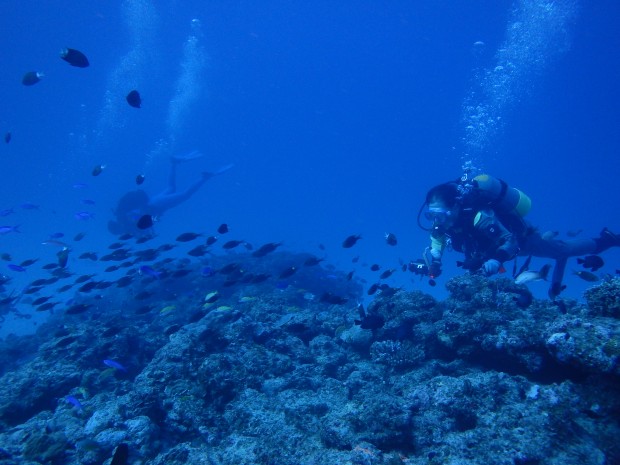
[107,151,233,236]
[418,174,620,299]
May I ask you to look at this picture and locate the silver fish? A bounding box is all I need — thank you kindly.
[515,264,551,285]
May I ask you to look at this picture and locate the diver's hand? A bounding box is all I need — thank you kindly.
[428,260,442,278]
[483,259,501,276]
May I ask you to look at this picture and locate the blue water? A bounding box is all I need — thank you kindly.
[1,0,619,336]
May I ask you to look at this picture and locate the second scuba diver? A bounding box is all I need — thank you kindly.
[417,174,620,299]
[108,151,233,236]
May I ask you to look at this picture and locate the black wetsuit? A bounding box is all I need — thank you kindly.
[430,206,599,298]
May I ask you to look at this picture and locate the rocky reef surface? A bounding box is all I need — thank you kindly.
[0,253,618,465]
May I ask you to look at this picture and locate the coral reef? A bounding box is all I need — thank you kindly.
[584,276,620,318]
[0,256,618,465]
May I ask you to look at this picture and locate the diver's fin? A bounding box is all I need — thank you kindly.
[171,150,205,163]
[202,164,234,181]
[594,227,620,253]
[516,255,532,277]
[214,163,234,175]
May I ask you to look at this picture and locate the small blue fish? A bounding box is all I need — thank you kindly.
[0,208,15,217]
[0,225,21,234]
[65,395,83,410]
[81,199,96,205]
[20,202,40,210]
[139,265,161,279]
[72,183,88,189]
[75,211,95,221]
[49,232,65,239]
[103,359,127,372]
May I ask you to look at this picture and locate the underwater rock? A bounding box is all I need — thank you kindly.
[338,323,373,349]
[125,415,158,442]
[83,401,122,436]
[0,252,618,464]
[309,335,348,377]
[0,360,80,428]
[94,428,127,450]
[545,317,620,376]
[369,340,425,368]
[22,429,67,463]
[584,276,620,318]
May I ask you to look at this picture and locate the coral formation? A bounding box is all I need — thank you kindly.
[0,254,618,464]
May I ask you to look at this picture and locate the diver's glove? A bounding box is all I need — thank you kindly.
[482,259,501,276]
[428,260,442,278]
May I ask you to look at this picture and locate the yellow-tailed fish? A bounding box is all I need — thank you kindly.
[204,291,219,303]
[160,305,176,315]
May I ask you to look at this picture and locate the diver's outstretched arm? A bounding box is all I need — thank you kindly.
[148,164,233,216]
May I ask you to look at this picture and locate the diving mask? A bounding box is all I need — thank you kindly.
[424,207,452,225]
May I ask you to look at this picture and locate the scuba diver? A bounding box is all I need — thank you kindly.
[416,174,620,299]
[107,151,233,236]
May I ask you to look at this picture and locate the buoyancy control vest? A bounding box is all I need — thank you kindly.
[460,174,532,238]
[469,174,531,217]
